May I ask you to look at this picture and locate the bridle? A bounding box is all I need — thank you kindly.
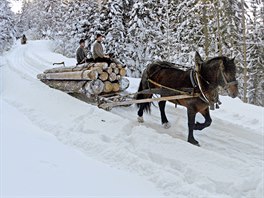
[219,60,238,90]
[194,59,238,104]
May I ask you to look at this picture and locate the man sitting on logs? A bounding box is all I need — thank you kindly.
[92,34,112,65]
[76,39,87,65]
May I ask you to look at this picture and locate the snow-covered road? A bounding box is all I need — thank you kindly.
[1,40,263,198]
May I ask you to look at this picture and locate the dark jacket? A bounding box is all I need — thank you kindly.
[76,47,87,64]
[21,36,27,44]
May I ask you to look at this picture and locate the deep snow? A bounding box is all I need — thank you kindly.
[1,40,263,198]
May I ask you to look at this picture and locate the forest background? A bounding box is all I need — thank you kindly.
[1,0,263,106]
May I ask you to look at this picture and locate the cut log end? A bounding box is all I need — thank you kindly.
[103,81,113,93]
[85,79,104,95]
[119,68,126,76]
[99,72,109,81]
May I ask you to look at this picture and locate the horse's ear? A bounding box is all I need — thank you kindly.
[195,51,203,65]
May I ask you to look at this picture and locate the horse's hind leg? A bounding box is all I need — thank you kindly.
[194,107,212,131]
[158,101,171,129]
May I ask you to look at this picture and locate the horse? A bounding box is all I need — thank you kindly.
[136,52,238,146]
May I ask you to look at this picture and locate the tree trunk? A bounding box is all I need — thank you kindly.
[215,0,222,56]
[202,0,209,59]
[241,0,248,103]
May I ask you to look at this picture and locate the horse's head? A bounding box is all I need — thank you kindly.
[219,57,238,98]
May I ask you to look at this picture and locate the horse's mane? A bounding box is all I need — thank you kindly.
[150,61,191,71]
[204,56,228,66]
[206,56,227,63]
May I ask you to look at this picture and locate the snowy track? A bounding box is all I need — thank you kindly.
[1,40,263,197]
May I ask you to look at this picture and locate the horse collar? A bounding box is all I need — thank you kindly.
[190,69,198,88]
[194,63,210,104]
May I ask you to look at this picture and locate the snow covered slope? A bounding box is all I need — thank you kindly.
[1,40,263,198]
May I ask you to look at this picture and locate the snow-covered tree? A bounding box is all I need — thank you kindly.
[246,0,264,106]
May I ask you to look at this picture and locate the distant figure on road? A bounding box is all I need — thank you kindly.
[21,34,27,45]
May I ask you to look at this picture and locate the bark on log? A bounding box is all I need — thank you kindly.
[41,80,87,93]
[93,66,103,74]
[38,70,98,80]
[94,62,108,70]
[110,63,117,68]
[43,63,94,73]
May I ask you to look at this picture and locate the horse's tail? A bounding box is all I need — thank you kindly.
[136,70,152,113]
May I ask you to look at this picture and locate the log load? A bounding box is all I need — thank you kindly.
[37,62,129,96]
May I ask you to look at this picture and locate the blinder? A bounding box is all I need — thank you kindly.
[219,60,238,90]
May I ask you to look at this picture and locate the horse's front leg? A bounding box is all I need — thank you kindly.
[158,101,171,128]
[187,109,200,146]
[137,104,145,123]
[194,107,212,131]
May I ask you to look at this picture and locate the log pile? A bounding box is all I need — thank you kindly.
[37,62,129,96]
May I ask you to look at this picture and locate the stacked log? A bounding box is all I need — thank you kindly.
[37,62,129,96]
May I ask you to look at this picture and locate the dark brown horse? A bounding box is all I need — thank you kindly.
[136,52,238,146]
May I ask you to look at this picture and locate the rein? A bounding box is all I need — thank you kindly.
[147,79,200,97]
[195,59,238,104]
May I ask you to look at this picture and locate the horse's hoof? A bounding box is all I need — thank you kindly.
[137,116,144,123]
[195,142,201,147]
[188,139,200,147]
[194,122,203,130]
[163,122,171,129]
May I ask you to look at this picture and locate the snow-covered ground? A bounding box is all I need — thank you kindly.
[1,40,263,198]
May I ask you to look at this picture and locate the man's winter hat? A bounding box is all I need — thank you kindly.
[79,39,85,44]
[96,34,104,38]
